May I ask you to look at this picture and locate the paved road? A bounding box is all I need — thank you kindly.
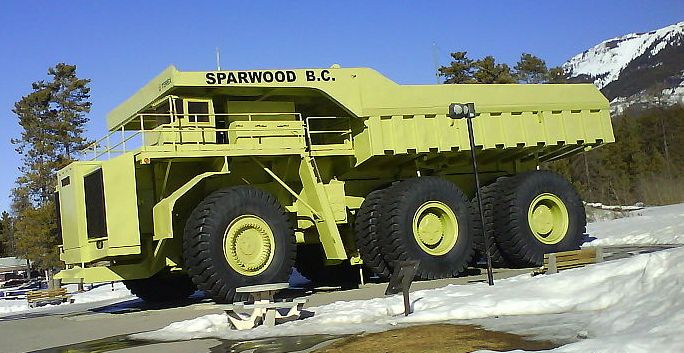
[0,267,530,353]
[0,245,677,353]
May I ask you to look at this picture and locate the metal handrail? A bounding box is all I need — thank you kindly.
[304,116,353,146]
[83,112,304,160]
[82,113,355,161]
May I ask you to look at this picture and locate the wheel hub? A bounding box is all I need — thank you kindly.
[527,193,569,244]
[417,213,444,245]
[530,205,554,234]
[224,215,275,276]
[412,201,458,256]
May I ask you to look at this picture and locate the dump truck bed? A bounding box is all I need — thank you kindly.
[105,66,612,168]
[108,66,611,129]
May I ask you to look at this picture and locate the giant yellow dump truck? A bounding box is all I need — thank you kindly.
[55,65,613,302]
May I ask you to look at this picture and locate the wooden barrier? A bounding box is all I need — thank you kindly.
[540,247,604,274]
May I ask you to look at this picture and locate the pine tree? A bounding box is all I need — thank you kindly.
[49,64,92,160]
[472,56,516,84]
[438,51,476,84]
[514,53,548,83]
[10,63,91,269]
[546,66,568,83]
[0,212,14,257]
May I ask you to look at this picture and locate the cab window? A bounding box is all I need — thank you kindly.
[187,101,209,123]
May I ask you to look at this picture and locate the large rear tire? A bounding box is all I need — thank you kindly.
[470,179,509,267]
[354,188,392,279]
[379,177,474,279]
[182,186,296,303]
[491,171,586,267]
[123,271,196,303]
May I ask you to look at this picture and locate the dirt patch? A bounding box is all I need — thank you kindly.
[313,324,557,353]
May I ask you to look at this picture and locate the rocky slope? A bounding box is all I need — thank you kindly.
[563,21,684,113]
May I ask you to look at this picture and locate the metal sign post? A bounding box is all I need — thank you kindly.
[385,260,420,316]
[449,103,494,286]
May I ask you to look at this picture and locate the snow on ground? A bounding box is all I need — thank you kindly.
[135,247,684,352]
[585,202,643,212]
[586,203,684,246]
[0,299,28,315]
[0,282,133,315]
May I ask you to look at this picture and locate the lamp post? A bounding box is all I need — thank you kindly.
[448,103,494,286]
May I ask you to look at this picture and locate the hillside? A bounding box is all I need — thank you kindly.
[563,21,684,112]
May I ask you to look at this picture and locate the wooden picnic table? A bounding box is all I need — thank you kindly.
[225,283,307,330]
[235,282,289,302]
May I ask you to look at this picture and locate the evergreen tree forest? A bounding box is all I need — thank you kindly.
[8,63,91,268]
[549,105,684,206]
[440,51,684,206]
[438,52,562,84]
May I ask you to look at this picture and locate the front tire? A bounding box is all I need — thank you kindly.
[379,177,474,279]
[182,186,296,303]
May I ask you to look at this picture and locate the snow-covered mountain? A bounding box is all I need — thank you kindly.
[563,21,684,113]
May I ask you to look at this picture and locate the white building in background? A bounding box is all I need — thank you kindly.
[0,257,29,282]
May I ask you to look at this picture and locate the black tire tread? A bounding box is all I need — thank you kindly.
[379,177,474,280]
[182,186,296,303]
[492,170,586,267]
[354,188,392,278]
[470,179,509,267]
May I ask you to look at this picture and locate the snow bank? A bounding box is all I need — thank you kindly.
[135,247,684,353]
[586,203,684,246]
[0,300,30,314]
[70,282,133,304]
[0,282,133,315]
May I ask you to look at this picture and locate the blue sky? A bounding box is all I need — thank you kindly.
[0,1,682,212]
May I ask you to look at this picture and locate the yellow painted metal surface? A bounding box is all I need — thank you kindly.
[56,161,100,256]
[56,154,141,265]
[298,157,347,260]
[222,215,276,276]
[56,65,614,284]
[411,201,459,256]
[528,193,569,244]
[101,154,142,250]
[152,171,230,241]
[56,239,167,283]
[108,67,610,131]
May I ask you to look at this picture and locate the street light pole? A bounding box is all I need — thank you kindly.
[448,103,494,286]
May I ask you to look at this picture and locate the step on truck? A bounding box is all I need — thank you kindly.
[54,65,614,303]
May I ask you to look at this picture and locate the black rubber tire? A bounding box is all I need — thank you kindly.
[354,188,392,279]
[491,170,586,267]
[123,271,196,303]
[295,244,361,287]
[378,177,475,279]
[182,186,296,303]
[470,179,509,268]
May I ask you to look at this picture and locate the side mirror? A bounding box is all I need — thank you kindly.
[448,103,476,119]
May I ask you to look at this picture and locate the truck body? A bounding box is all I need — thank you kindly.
[54,65,613,302]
